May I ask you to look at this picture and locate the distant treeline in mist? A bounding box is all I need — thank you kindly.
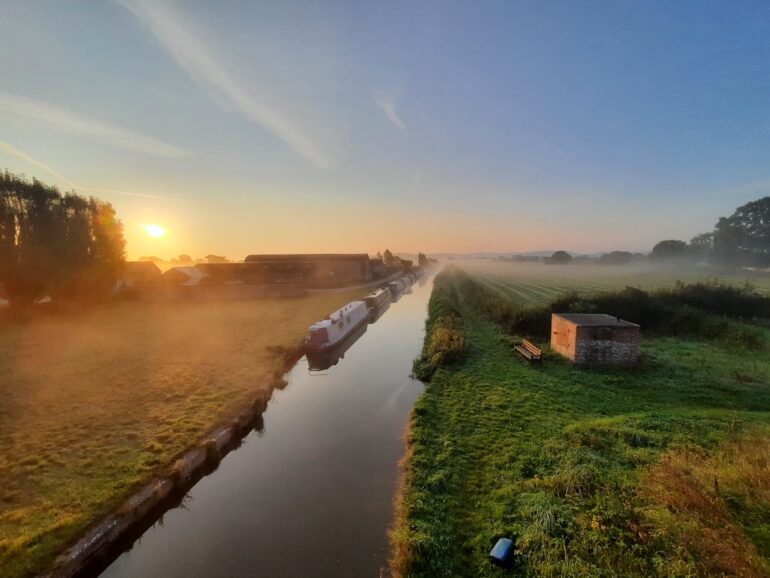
[506,196,770,268]
[0,171,125,307]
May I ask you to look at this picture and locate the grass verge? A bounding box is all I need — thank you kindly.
[391,267,770,577]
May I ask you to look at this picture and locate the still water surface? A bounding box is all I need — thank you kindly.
[102,274,433,578]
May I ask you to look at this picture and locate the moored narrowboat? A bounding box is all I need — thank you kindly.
[306,300,369,350]
[386,280,404,298]
[364,288,391,311]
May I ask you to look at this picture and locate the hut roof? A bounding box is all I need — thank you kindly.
[552,313,639,328]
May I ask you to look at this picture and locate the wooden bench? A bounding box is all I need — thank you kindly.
[514,339,542,364]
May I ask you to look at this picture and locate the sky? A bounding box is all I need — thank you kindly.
[1,1,769,260]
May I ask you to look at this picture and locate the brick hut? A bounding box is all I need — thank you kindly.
[550,314,640,367]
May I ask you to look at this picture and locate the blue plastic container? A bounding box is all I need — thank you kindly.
[489,537,514,568]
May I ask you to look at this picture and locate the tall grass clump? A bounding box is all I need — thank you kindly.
[412,271,467,380]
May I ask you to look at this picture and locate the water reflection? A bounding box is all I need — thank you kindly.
[368,301,390,324]
[101,272,435,578]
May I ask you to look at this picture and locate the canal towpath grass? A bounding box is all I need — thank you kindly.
[0,291,360,578]
[392,268,770,577]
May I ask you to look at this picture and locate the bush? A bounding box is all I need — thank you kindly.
[454,270,769,349]
[412,275,468,380]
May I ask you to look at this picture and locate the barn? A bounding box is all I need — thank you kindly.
[244,254,372,288]
[550,313,640,366]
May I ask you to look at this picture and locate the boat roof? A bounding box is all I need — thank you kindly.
[309,300,367,330]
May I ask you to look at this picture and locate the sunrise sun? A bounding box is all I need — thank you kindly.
[144,224,166,238]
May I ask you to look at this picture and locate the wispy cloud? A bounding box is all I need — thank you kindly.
[0,138,76,187]
[0,91,189,158]
[118,0,332,169]
[0,138,185,200]
[372,90,407,134]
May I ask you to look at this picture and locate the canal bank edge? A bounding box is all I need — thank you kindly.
[42,345,305,578]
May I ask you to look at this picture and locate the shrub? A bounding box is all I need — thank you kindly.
[412,273,468,380]
[454,270,769,349]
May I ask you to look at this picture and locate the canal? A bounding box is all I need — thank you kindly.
[100,274,434,578]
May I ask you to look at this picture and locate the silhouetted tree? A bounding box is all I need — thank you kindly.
[205,254,228,263]
[688,233,714,260]
[545,250,572,265]
[650,240,688,261]
[383,249,394,266]
[599,251,635,265]
[418,252,429,267]
[178,254,193,264]
[713,197,770,267]
[0,171,125,307]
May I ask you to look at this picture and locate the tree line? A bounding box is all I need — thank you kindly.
[651,196,770,267]
[0,171,125,307]
[539,195,770,268]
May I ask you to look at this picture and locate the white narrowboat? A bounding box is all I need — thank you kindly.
[364,288,391,311]
[306,300,370,350]
[386,280,404,298]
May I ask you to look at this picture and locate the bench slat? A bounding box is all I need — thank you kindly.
[515,340,542,364]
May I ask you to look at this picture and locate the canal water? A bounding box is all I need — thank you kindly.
[101,274,433,578]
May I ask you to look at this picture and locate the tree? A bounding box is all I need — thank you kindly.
[650,240,688,261]
[599,251,634,265]
[0,171,125,307]
[205,254,228,263]
[713,197,770,266]
[688,233,714,260]
[178,254,193,265]
[417,252,429,267]
[383,249,394,266]
[545,251,572,265]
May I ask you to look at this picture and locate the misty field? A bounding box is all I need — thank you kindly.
[0,292,359,578]
[459,261,770,305]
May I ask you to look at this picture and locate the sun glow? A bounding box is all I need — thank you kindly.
[144,223,166,238]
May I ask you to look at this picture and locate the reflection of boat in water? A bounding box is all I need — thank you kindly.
[368,300,390,324]
[306,300,369,350]
[306,321,367,371]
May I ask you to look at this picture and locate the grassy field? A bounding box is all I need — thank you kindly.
[0,291,360,578]
[460,261,770,305]
[393,267,770,577]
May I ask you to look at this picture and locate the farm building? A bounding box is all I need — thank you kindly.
[162,266,211,287]
[121,261,162,289]
[197,262,310,285]
[550,313,640,366]
[244,254,372,288]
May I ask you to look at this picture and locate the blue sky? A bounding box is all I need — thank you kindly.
[1,1,769,258]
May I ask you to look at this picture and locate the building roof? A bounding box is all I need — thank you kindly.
[552,313,639,328]
[164,266,210,286]
[125,261,161,275]
[245,253,369,262]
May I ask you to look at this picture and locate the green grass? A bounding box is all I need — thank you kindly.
[462,261,770,305]
[392,267,770,577]
[0,291,362,578]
